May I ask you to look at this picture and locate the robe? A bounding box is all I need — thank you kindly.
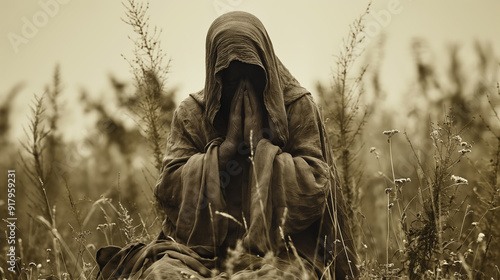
[97,11,357,280]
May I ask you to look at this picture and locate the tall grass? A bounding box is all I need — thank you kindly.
[318,3,371,253]
[122,0,174,172]
[403,115,473,279]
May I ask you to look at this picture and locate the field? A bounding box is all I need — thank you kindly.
[1,2,499,279]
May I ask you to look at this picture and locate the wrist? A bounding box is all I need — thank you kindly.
[218,140,237,169]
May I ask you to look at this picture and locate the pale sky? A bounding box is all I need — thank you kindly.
[1,0,500,139]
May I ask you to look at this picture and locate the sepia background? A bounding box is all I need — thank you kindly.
[1,0,500,279]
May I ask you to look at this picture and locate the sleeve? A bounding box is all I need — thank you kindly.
[278,95,357,278]
[273,94,330,234]
[244,94,330,248]
[154,101,227,250]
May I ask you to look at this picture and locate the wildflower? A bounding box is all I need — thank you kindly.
[388,203,394,210]
[385,188,393,194]
[453,135,463,142]
[460,141,468,147]
[472,222,479,227]
[459,149,472,155]
[451,175,468,184]
[383,129,399,136]
[477,232,485,242]
[394,178,405,184]
[97,224,105,231]
[395,178,411,185]
[370,147,380,158]
[430,130,440,139]
[363,243,368,249]
[383,129,400,139]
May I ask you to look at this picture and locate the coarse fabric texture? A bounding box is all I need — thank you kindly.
[97,11,357,279]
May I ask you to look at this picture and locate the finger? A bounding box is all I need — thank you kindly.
[233,89,243,119]
[243,91,251,144]
[244,89,252,118]
[245,79,258,111]
[230,82,242,112]
[229,82,244,123]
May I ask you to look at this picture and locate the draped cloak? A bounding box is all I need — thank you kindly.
[97,11,358,280]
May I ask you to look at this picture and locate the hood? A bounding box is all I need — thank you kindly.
[202,11,309,147]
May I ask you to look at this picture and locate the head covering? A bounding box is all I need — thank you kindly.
[202,11,309,147]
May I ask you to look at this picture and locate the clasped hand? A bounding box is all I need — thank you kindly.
[219,78,265,168]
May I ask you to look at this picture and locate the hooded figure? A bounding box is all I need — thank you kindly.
[97,11,357,280]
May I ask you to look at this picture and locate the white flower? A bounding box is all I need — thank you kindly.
[395,178,412,185]
[477,232,485,242]
[383,129,400,138]
[459,149,472,155]
[453,135,463,142]
[451,175,468,184]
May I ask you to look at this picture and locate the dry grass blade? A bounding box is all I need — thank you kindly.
[20,94,54,225]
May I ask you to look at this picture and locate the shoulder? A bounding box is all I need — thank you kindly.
[287,93,320,116]
[285,93,325,133]
[173,90,205,121]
